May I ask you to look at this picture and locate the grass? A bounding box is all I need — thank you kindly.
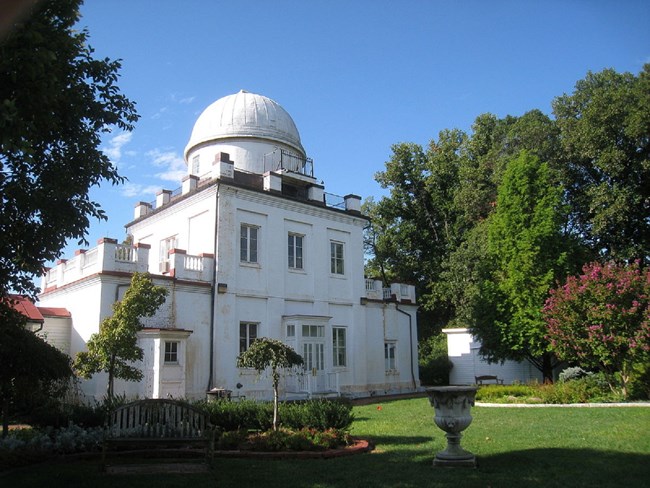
[2,397,649,488]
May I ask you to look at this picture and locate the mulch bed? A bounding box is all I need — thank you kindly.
[212,437,373,460]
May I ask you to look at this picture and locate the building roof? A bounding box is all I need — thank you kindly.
[38,307,71,318]
[7,295,44,323]
[184,90,305,161]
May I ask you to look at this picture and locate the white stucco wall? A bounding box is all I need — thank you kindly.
[443,328,543,385]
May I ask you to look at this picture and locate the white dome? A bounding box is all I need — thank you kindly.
[184,90,305,161]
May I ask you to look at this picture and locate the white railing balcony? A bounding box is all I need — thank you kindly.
[41,238,151,292]
[165,249,214,282]
[364,278,416,303]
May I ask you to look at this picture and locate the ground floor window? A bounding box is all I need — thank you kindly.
[164,341,179,364]
[240,322,258,353]
[384,341,396,371]
[332,327,347,367]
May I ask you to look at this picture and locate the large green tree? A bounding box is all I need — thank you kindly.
[0,0,136,424]
[553,65,650,263]
[474,151,573,379]
[0,0,138,300]
[74,273,167,399]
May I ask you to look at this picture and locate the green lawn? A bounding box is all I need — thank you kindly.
[3,398,649,488]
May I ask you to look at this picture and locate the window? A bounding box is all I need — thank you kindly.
[330,241,344,275]
[240,224,258,263]
[286,324,295,337]
[302,324,324,338]
[164,341,179,364]
[239,322,258,353]
[332,327,347,367]
[159,235,177,273]
[301,324,325,371]
[288,233,303,269]
[192,155,200,175]
[384,342,396,371]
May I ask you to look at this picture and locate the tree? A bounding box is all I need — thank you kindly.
[543,261,650,398]
[74,273,167,399]
[473,151,571,380]
[0,304,73,438]
[553,65,650,263]
[0,0,138,300]
[236,338,304,431]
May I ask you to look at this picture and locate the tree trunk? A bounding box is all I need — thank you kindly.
[1,392,9,439]
[272,371,279,431]
[542,352,555,383]
[107,356,115,400]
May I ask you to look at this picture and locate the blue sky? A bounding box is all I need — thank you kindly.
[62,0,649,258]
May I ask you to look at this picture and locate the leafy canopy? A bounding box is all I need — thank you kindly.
[0,0,138,299]
[474,150,570,378]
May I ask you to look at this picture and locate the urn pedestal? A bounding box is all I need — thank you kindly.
[425,386,478,467]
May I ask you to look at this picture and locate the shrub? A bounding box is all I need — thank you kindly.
[198,399,273,431]
[0,424,104,471]
[475,384,537,402]
[280,398,354,431]
[418,334,453,386]
[538,373,618,403]
[627,360,650,400]
[558,366,592,383]
[215,427,352,452]
[200,398,353,432]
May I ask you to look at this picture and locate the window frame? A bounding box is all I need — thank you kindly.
[332,327,347,368]
[239,322,259,354]
[159,235,178,272]
[164,341,179,364]
[384,341,397,372]
[191,155,200,175]
[330,240,345,275]
[288,233,304,270]
[240,224,259,264]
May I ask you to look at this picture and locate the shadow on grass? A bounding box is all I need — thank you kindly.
[2,446,648,488]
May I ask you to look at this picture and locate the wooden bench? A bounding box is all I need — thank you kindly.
[475,375,504,385]
[101,399,215,471]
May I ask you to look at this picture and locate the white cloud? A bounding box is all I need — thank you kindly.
[151,106,168,120]
[120,182,161,199]
[170,94,196,105]
[146,148,187,182]
[102,132,133,164]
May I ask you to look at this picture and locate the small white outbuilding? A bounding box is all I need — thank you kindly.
[443,328,543,385]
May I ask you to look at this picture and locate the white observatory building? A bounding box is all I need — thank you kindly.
[39,90,420,401]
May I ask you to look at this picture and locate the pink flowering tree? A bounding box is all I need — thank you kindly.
[543,261,650,398]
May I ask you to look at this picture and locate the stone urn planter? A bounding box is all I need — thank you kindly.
[425,386,478,467]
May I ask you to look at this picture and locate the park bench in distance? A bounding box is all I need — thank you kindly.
[475,375,504,385]
[101,398,215,472]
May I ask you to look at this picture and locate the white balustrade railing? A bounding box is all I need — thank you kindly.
[183,254,203,271]
[115,244,135,262]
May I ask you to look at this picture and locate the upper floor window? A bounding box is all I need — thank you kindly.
[159,235,178,273]
[239,322,258,353]
[330,241,344,275]
[191,155,200,175]
[288,233,304,269]
[240,224,258,263]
